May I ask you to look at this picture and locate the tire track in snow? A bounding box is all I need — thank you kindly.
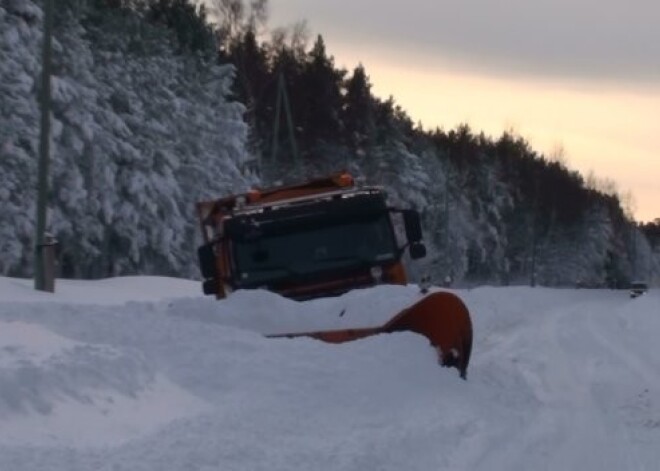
[458,292,654,471]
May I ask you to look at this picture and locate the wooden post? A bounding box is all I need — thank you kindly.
[40,234,57,293]
[35,0,53,291]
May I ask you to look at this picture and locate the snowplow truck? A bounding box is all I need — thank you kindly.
[196,172,472,378]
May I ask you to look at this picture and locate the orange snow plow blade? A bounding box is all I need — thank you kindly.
[269,291,473,379]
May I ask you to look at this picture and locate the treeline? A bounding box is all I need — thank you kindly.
[641,220,660,248]
[158,0,658,287]
[0,0,252,278]
[1,0,658,286]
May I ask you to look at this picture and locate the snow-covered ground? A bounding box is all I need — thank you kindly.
[0,276,658,471]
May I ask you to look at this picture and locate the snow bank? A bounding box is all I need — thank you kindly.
[168,283,432,335]
[0,276,201,305]
[0,276,659,471]
[0,318,206,448]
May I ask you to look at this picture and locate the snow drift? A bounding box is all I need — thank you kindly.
[0,276,659,470]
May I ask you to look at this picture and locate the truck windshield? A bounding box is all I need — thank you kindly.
[232,213,397,287]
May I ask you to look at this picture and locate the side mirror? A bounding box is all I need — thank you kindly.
[409,241,427,260]
[402,209,423,243]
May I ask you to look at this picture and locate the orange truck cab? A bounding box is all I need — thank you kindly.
[196,172,427,300]
[195,172,473,379]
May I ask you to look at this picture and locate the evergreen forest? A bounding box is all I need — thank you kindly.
[1,0,658,287]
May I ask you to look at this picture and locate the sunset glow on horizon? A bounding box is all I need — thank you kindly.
[269,0,659,223]
[331,45,660,222]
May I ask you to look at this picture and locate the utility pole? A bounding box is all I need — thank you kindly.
[530,215,537,287]
[444,174,449,250]
[530,174,539,287]
[35,0,53,291]
[270,71,300,180]
[630,224,638,280]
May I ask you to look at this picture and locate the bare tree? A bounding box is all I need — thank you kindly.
[620,190,637,221]
[206,0,268,49]
[549,141,569,168]
[269,20,309,59]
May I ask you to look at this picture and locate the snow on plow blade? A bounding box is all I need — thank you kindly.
[268,291,473,379]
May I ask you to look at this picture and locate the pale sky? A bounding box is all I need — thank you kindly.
[267,0,659,223]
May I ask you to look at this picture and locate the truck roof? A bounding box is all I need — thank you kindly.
[196,172,384,232]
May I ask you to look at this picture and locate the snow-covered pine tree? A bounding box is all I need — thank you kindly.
[0,0,253,278]
[0,0,42,275]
